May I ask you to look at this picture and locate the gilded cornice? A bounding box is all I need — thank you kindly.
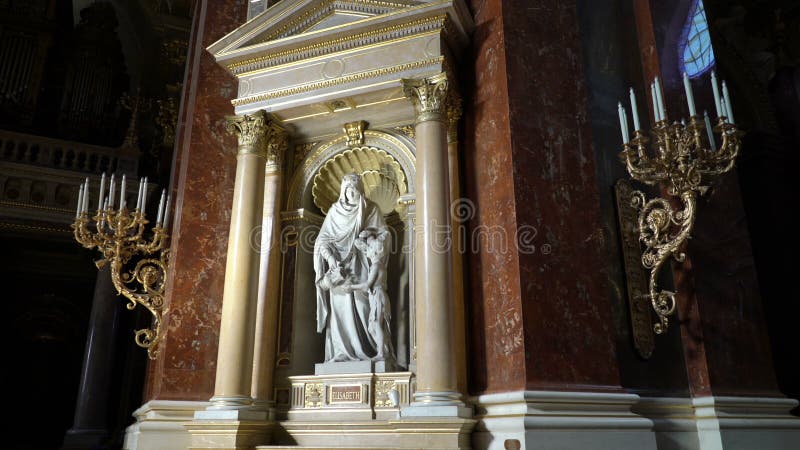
[227,15,448,76]
[231,57,443,107]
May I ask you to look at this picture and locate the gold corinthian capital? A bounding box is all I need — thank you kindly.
[226,110,289,171]
[403,72,450,123]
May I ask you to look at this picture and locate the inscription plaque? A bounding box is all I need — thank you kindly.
[329,384,362,404]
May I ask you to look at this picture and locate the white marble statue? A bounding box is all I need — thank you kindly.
[314,173,395,364]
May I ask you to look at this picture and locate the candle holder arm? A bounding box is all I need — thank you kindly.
[631,189,696,333]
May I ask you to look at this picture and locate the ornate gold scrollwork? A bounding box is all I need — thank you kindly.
[619,118,740,334]
[304,383,324,408]
[73,208,169,359]
[343,120,368,147]
[374,380,397,408]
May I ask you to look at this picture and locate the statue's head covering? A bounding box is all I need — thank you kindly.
[339,173,364,205]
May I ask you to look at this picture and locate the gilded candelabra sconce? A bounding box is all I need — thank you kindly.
[72,173,171,359]
[616,72,741,344]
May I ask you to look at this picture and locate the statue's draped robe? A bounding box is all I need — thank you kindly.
[314,195,386,362]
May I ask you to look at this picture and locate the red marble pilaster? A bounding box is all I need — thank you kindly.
[464,0,526,394]
[465,0,621,394]
[143,0,248,402]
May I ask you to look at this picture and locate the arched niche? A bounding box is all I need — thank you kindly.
[272,127,417,405]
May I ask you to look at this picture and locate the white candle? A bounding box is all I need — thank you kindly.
[622,108,630,143]
[650,82,660,122]
[137,178,144,210]
[720,93,728,121]
[141,177,148,214]
[704,110,716,151]
[629,88,641,132]
[120,174,126,210]
[654,77,666,121]
[83,178,90,213]
[617,102,627,144]
[156,189,166,225]
[98,173,106,211]
[722,81,734,124]
[710,71,722,117]
[163,194,172,229]
[100,198,107,227]
[108,174,116,209]
[76,183,84,218]
[682,72,697,116]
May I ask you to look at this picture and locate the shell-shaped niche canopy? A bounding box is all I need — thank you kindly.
[312,147,407,216]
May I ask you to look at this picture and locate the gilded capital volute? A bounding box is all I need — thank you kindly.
[226,110,289,171]
[403,73,449,123]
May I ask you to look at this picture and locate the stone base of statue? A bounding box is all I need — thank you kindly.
[286,369,411,422]
[278,370,474,448]
[314,359,396,375]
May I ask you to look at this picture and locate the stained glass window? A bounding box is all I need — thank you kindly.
[681,0,715,78]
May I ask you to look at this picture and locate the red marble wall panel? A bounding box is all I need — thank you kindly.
[676,174,780,396]
[464,0,527,394]
[144,0,247,401]
[501,0,620,391]
[464,0,622,394]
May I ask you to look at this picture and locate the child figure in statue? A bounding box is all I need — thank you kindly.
[349,227,395,362]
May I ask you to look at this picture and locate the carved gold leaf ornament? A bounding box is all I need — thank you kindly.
[73,206,170,359]
[294,142,318,169]
[374,379,397,408]
[619,116,740,335]
[395,125,415,139]
[226,110,289,171]
[312,147,407,215]
[304,382,324,408]
[402,72,449,123]
[344,120,368,147]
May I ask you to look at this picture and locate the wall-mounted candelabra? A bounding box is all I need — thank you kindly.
[617,71,741,335]
[72,173,171,359]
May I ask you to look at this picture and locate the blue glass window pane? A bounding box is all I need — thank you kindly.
[681,0,715,78]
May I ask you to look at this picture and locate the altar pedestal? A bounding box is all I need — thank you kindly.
[287,371,412,422]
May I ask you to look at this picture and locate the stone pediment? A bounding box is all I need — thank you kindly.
[208,0,473,139]
[209,0,428,59]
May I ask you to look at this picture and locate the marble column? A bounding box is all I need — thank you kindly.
[251,126,288,411]
[402,73,469,417]
[446,95,468,395]
[62,265,121,449]
[207,111,275,410]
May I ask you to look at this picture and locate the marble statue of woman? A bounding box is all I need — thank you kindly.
[314,173,390,363]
